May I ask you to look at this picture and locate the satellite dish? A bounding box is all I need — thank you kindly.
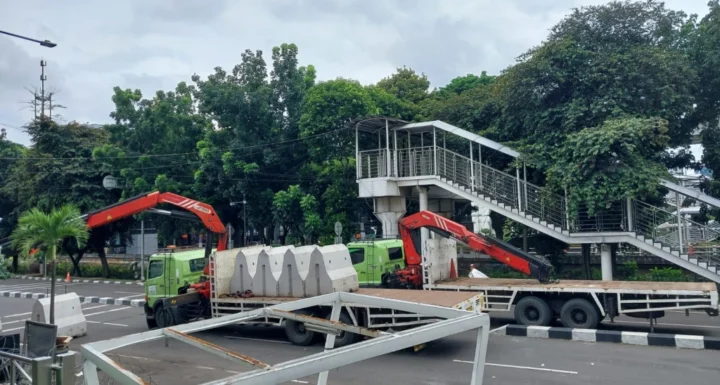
[103,175,118,190]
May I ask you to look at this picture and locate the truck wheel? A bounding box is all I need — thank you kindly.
[330,312,360,348]
[560,298,599,329]
[285,310,316,346]
[146,316,158,329]
[514,296,552,326]
[156,305,175,328]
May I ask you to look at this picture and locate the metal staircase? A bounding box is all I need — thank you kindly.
[358,141,720,283]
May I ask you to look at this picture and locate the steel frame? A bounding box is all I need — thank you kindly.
[81,292,490,385]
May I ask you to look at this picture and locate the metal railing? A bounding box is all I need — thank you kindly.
[633,200,720,267]
[359,144,720,271]
[0,350,78,385]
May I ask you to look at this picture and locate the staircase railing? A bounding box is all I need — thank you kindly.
[633,200,720,267]
[361,145,720,266]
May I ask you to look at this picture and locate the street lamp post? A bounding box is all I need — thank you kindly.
[230,196,248,247]
[0,29,57,48]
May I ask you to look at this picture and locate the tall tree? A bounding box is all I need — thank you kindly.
[4,119,123,277]
[11,204,89,323]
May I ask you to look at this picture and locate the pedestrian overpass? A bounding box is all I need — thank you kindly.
[353,117,720,284]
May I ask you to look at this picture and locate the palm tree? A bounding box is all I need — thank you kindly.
[11,205,89,324]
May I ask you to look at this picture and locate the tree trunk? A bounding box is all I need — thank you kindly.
[11,255,18,273]
[50,245,57,324]
[98,247,110,278]
[69,251,84,277]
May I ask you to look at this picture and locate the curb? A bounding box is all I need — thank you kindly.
[0,290,145,308]
[13,275,143,286]
[499,324,720,351]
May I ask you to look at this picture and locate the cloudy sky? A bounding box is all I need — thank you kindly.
[0,0,712,145]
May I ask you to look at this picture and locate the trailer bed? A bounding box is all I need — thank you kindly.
[432,278,718,294]
[215,288,482,309]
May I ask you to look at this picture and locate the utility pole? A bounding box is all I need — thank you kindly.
[243,194,247,247]
[40,60,47,119]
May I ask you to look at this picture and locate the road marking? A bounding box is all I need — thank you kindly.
[84,306,132,317]
[117,294,145,300]
[82,304,110,311]
[117,354,160,362]
[115,291,143,295]
[197,366,215,370]
[103,322,128,327]
[2,318,29,325]
[611,320,720,330]
[2,325,26,332]
[2,312,31,319]
[224,336,291,344]
[453,360,579,375]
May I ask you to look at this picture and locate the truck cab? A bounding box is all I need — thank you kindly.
[145,248,208,309]
[346,239,406,287]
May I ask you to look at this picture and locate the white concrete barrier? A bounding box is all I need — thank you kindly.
[32,293,87,338]
[293,245,321,297]
[251,249,274,297]
[229,246,265,294]
[269,246,303,297]
[316,245,359,294]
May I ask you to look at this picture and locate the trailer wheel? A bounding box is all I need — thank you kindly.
[514,296,552,326]
[560,298,599,329]
[285,309,316,346]
[330,312,360,348]
[144,303,158,329]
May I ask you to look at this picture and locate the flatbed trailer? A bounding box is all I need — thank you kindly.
[203,250,485,347]
[426,277,719,329]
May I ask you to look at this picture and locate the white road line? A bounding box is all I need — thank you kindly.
[453,360,579,375]
[117,294,145,300]
[102,322,128,327]
[2,318,29,325]
[115,291,143,295]
[2,312,31,319]
[84,307,132,317]
[2,325,26,332]
[81,305,109,311]
[87,320,102,324]
[611,320,720,330]
[291,381,309,384]
[224,336,291,344]
[197,366,215,370]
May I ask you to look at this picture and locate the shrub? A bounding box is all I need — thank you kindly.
[641,267,689,282]
[0,257,10,279]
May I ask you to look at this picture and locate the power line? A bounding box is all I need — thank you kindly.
[0,126,352,161]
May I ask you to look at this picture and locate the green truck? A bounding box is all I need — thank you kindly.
[143,240,411,327]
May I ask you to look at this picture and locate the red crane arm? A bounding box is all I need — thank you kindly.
[399,210,553,283]
[83,191,227,250]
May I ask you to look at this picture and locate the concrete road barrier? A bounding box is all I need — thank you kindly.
[229,246,264,294]
[251,249,273,297]
[32,293,87,338]
[316,245,359,294]
[500,324,720,351]
[270,246,303,297]
[293,245,320,297]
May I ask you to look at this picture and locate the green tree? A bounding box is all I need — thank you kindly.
[96,82,212,245]
[376,66,430,106]
[0,128,25,271]
[11,204,89,323]
[272,185,321,244]
[4,119,124,277]
[548,117,671,214]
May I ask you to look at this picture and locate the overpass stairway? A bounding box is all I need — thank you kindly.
[359,144,720,284]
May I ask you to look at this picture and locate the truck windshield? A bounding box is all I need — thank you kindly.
[349,248,365,265]
[388,247,403,261]
[189,258,206,273]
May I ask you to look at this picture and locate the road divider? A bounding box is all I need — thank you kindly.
[32,293,87,337]
[12,275,144,286]
[499,324,720,351]
[1,290,145,307]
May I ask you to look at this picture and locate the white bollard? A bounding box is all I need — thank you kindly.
[32,293,87,338]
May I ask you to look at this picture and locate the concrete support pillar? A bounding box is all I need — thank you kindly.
[471,201,495,236]
[418,187,429,257]
[601,243,613,281]
[373,197,407,239]
[582,244,591,279]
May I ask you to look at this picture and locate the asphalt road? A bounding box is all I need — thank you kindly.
[0,278,144,299]
[2,293,719,385]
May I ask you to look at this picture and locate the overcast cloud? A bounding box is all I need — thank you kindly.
[0,0,711,145]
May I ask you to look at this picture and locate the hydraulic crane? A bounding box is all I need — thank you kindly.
[396,210,554,286]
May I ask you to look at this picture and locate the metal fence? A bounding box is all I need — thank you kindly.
[0,350,79,385]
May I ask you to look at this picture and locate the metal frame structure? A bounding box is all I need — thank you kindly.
[81,292,490,385]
